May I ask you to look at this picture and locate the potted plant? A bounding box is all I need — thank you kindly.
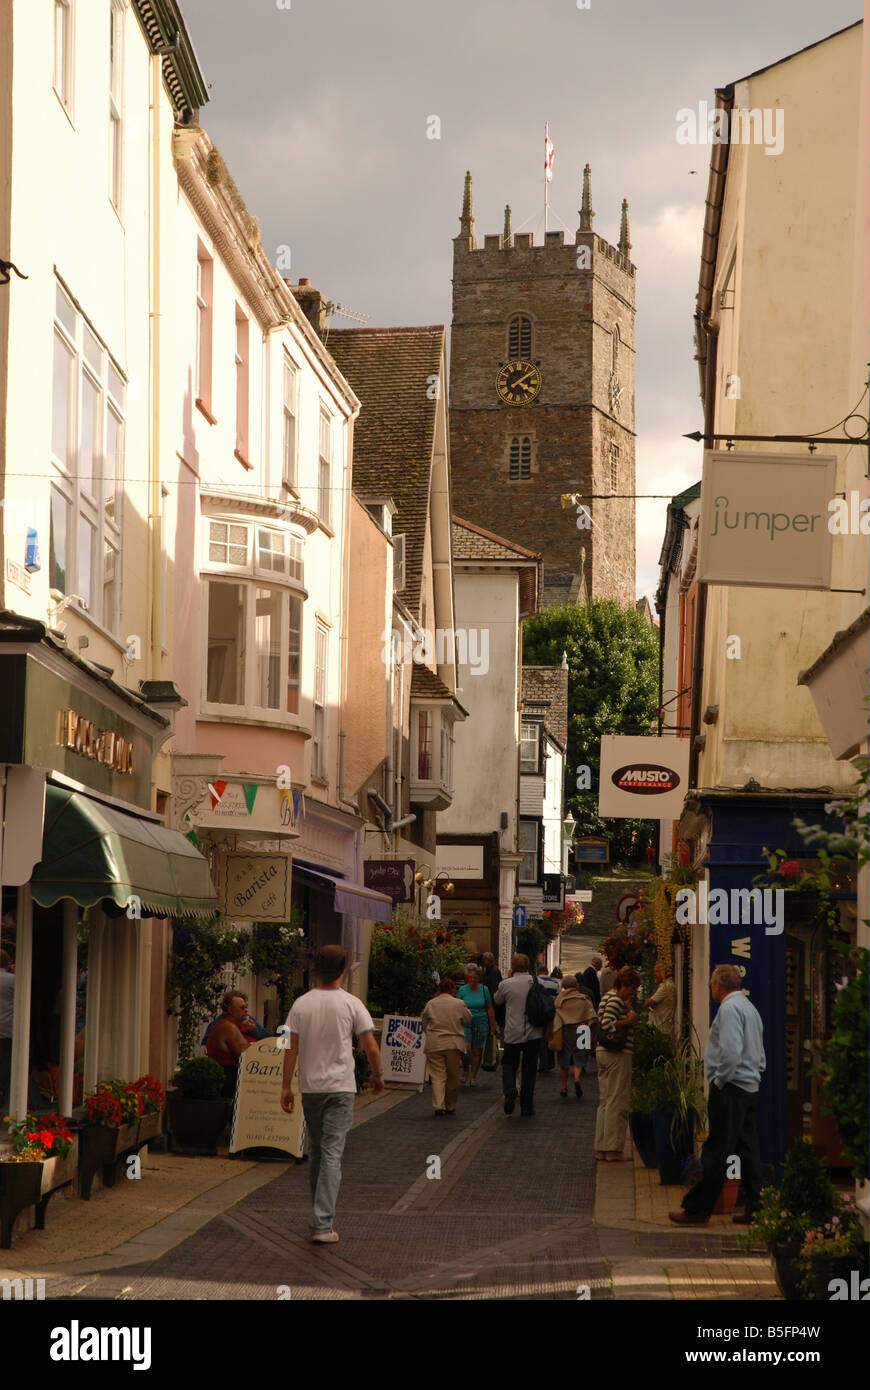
[798,1196,868,1300]
[167,1057,229,1155]
[743,1138,839,1298]
[629,1022,675,1169]
[78,1081,142,1199]
[648,1040,705,1186]
[1,1112,76,1246]
[129,1075,166,1145]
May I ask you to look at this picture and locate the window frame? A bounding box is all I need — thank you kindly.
[49,279,125,634]
[53,0,75,119]
[392,533,405,591]
[519,720,541,774]
[201,513,307,722]
[317,406,332,527]
[108,0,125,213]
[509,435,533,481]
[609,442,620,495]
[518,817,542,885]
[312,621,329,779]
[195,243,214,416]
[282,352,298,490]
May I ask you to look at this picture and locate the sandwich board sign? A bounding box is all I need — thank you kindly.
[230,1038,305,1158]
[380,1014,426,1088]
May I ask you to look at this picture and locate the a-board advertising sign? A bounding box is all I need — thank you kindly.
[380,1014,427,1087]
[230,1038,305,1158]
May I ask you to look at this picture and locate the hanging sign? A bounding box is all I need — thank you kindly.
[221,852,292,920]
[380,1014,426,1087]
[230,1038,305,1158]
[696,451,835,589]
[364,859,416,903]
[598,736,691,820]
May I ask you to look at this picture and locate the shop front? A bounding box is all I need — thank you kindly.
[0,624,217,1123]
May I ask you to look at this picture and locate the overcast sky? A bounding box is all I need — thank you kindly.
[178,0,860,601]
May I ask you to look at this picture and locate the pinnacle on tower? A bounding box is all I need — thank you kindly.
[579,163,594,231]
[619,199,631,257]
[459,170,475,239]
[503,203,512,246]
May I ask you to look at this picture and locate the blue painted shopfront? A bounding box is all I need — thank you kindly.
[700,792,847,1174]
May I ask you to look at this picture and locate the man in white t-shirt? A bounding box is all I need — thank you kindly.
[280,944,384,1243]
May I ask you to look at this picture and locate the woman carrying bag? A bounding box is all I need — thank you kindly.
[457,963,497,1087]
[548,973,597,1099]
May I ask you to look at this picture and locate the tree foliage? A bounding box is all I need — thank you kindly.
[522,599,660,854]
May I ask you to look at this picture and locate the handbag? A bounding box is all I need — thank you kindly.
[548,1021,564,1052]
[482,1030,498,1071]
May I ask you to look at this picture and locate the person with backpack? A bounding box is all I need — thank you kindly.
[493,953,555,1117]
[594,965,640,1161]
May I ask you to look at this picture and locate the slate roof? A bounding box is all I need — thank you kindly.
[328,326,445,619]
[411,663,470,717]
[452,515,542,617]
[522,665,569,751]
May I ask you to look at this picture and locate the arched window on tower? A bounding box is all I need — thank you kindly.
[509,435,533,480]
[508,315,533,359]
[611,323,621,372]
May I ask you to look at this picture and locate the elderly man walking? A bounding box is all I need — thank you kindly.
[494,954,541,1117]
[670,964,765,1225]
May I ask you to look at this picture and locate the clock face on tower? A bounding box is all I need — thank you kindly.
[495,359,542,406]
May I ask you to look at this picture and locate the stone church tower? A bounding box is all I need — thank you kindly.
[449,168,636,607]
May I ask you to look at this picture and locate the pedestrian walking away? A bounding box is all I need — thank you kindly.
[594,966,640,1160]
[670,964,765,1226]
[421,978,471,1115]
[549,974,597,1098]
[581,955,602,1011]
[457,963,497,1086]
[494,953,542,1116]
[280,945,384,1242]
[536,963,560,1072]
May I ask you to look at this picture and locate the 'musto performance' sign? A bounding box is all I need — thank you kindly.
[598,736,690,820]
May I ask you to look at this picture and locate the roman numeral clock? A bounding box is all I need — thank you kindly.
[495,359,542,406]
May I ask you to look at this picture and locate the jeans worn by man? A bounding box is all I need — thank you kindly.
[281,945,384,1242]
[494,955,542,1117]
[670,963,766,1226]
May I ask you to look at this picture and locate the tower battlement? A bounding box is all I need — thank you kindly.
[454,229,635,279]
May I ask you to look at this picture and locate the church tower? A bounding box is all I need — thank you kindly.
[448,167,636,606]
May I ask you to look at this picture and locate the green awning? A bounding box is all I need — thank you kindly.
[31,785,218,919]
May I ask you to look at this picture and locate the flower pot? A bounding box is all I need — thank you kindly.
[772,1241,804,1301]
[713,1177,741,1214]
[652,1108,694,1186]
[629,1111,658,1168]
[0,1161,44,1248]
[809,1250,869,1301]
[136,1111,163,1145]
[39,1150,77,1198]
[167,1093,229,1155]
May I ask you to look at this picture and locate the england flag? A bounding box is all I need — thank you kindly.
[545,135,555,182]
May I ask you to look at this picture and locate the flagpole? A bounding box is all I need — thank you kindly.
[544,121,549,235]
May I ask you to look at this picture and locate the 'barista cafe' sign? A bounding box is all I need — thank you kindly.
[598,736,691,821]
[221,852,292,921]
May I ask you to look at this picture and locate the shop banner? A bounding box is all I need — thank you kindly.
[230,1038,305,1158]
[221,851,292,920]
[364,859,415,903]
[380,1014,426,1088]
[598,736,691,820]
[696,450,835,589]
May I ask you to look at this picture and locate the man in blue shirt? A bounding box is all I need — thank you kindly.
[670,963,765,1225]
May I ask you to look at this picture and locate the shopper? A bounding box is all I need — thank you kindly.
[670,964,765,1226]
[645,962,677,1037]
[493,954,541,1117]
[536,963,561,1073]
[457,964,497,1086]
[280,945,384,1243]
[581,956,602,1009]
[550,974,597,1098]
[421,978,471,1115]
[594,966,640,1160]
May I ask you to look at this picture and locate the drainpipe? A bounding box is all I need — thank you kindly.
[148,55,162,678]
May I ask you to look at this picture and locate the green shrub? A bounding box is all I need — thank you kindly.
[175,1056,226,1101]
[814,948,868,1179]
[633,1020,675,1077]
[368,911,468,1016]
[780,1137,836,1227]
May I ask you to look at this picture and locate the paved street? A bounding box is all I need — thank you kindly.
[31,1005,752,1301]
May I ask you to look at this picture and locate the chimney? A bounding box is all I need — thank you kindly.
[288,278,330,339]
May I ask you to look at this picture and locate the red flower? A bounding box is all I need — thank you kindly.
[780,860,800,878]
[417,944,423,951]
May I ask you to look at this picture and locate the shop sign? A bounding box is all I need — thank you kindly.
[221,852,292,920]
[598,736,691,820]
[435,844,484,880]
[542,873,565,908]
[230,1038,305,1158]
[696,451,835,589]
[364,859,415,903]
[380,1015,426,1087]
[56,708,134,773]
[191,780,302,836]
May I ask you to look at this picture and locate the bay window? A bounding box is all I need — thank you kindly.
[417,709,433,780]
[202,514,306,720]
[49,279,124,633]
